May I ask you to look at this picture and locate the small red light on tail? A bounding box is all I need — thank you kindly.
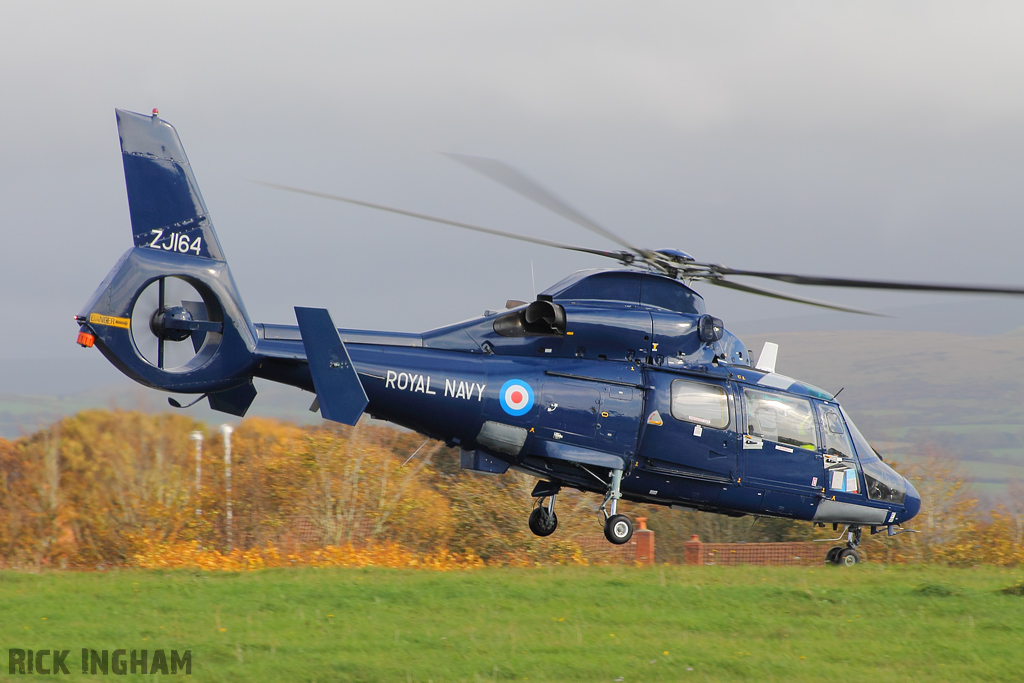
[152,108,159,116]
[77,331,95,348]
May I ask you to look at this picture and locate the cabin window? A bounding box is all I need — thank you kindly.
[744,389,818,450]
[670,379,729,429]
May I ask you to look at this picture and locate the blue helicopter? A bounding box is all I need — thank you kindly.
[76,109,1024,565]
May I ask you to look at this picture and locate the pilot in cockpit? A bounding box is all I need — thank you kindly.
[751,404,779,442]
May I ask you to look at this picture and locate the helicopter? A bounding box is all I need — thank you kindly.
[76,109,1024,566]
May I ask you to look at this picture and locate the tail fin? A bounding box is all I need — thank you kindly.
[118,108,226,260]
[76,109,258,414]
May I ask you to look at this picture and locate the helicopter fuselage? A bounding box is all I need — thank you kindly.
[250,268,920,529]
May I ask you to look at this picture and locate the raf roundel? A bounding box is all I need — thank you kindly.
[499,379,535,416]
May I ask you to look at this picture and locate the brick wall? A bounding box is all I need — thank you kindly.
[684,535,841,566]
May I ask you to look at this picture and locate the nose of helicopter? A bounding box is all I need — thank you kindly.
[902,478,921,523]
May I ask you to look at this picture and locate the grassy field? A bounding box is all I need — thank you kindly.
[2,565,1023,682]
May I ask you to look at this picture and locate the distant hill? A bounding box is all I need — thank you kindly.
[0,357,323,438]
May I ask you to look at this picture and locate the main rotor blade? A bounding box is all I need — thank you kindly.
[443,153,654,260]
[258,181,624,261]
[717,267,1024,296]
[707,278,884,316]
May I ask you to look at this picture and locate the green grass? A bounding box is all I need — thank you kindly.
[2,565,1024,682]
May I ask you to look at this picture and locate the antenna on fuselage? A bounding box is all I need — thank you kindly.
[755,342,779,373]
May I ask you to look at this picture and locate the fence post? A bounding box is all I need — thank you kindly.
[634,517,655,565]
[221,424,233,553]
[684,534,703,565]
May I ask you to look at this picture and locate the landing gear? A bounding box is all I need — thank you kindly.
[528,470,635,545]
[604,514,633,544]
[600,468,633,545]
[529,480,560,538]
[836,548,860,566]
[529,501,558,537]
[826,525,862,566]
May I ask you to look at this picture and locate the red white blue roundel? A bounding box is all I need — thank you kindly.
[499,379,535,416]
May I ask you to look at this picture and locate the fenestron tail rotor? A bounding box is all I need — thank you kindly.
[130,276,222,371]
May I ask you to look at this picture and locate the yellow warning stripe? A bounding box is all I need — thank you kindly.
[89,313,130,329]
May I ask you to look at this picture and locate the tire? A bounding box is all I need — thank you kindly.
[836,548,860,567]
[528,507,558,537]
[825,546,842,565]
[604,514,634,545]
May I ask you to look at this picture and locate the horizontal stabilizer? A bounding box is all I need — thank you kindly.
[208,381,258,417]
[294,307,368,425]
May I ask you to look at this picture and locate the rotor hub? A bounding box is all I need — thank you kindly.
[150,306,194,342]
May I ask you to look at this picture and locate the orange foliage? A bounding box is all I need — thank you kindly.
[3,412,1021,569]
[131,538,485,571]
[0,410,591,569]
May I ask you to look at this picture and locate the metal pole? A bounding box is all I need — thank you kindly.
[221,424,233,553]
[191,431,203,517]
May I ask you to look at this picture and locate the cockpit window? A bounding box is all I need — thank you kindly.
[841,407,881,464]
[862,460,906,504]
[818,405,855,460]
[670,379,729,429]
[840,407,907,504]
[744,389,818,450]
[818,404,860,493]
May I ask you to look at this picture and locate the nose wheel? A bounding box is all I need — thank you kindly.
[826,525,862,566]
[604,514,633,544]
[599,467,633,545]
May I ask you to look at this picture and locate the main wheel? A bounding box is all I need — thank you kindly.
[825,546,843,565]
[528,507,558,537]
[604,514,634,545]
[836,548,860,567]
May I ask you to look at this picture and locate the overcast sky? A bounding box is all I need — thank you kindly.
[3,1,1024,370]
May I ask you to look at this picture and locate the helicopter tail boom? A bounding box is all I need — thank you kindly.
[75,109,259,414]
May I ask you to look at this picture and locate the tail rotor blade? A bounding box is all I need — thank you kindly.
[157,277,166,369]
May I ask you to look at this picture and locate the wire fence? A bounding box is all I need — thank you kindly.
[572,534,639,563]
[692,541,841,566]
